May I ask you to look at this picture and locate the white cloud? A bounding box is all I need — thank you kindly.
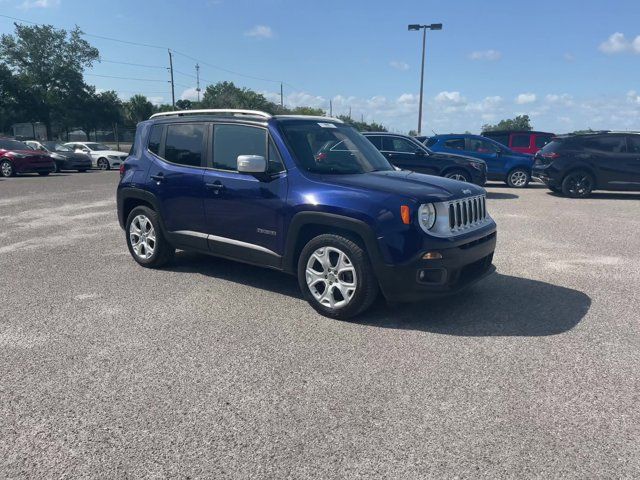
[468,50,502,61]
[244,25,274,39]
[515,93,536,104]
[627,90,640,104]
[434,91,467,105]
[545,93,573,106]
[389,60,409,71]
[563,52,575,62]
[599,32,640,54]
[18,0,59,9]
[148,96,164,106]
[180,87,199,101]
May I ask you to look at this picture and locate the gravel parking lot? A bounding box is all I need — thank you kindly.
[1,172,639,478]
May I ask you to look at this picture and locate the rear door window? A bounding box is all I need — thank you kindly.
[512,134,531,148]
[467,138,499,153]
[382,136,419,153]
[444,138,465,150]
[627,136,640,154]
[366,136,383,149]
[164,123,206,167]
[582,136,626,153]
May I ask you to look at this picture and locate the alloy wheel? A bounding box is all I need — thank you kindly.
[510,170,528,187]
[1,161,12,177]
[567,174,592,196]
[129,214,156,260]
[446,173,468,182]
[305,246,358,309]
[98,158,109,170]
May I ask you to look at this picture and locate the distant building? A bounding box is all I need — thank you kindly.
[12,122,47,140]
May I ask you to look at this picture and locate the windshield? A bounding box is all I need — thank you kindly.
[45,142,72,152]
[84,143,111,151]
[278,121,393,174]
[0,139,30,151]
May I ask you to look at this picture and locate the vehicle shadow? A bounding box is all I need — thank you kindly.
[485,192,519,200]
[167,253,590,337]
[546,191,640,201]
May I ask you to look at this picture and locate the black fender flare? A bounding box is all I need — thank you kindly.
[282,211,385,275]
[117,187,163,230]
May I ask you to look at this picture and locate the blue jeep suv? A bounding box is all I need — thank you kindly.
[426,134,534,188]
[117,110,497,319]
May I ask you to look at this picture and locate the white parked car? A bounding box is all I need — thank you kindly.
[64,142,127,170]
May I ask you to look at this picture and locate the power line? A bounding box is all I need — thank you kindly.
[0,13,296,89]
[100,59,166,69]
[85,73,168,83]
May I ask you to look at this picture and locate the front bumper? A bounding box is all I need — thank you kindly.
[375,230,497,302]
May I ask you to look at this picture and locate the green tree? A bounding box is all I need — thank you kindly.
[482,115,532,132]
[201,81,278,113]
[289,106,326,116]
[338,115,387,132]
[125,94,155,124]
[0,23,99,138]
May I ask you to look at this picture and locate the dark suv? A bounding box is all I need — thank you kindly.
[363,132,487,186]
[117,110,497,319]
[532,132,640,197]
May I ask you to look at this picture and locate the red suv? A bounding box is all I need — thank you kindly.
[0,138,55,177]
[482,131,555,155]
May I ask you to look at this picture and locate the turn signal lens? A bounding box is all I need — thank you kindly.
[400,205,411,224]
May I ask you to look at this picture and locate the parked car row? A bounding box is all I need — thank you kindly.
[0,138,128,177]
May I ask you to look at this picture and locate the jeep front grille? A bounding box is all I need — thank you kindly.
[448,195,487,232]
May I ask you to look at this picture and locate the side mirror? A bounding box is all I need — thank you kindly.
[237,155,266,174]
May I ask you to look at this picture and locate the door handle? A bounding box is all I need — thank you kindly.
[150,173,164,183]
[205,181,226,194]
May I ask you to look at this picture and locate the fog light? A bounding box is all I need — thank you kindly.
[422,252,443,260]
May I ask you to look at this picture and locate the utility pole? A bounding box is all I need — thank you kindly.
[280,82,284,108]
[196,63,201,102]
[349,106,352,119]
[168,49,176,109]
[408,23,443,135]
[329,99,333,116]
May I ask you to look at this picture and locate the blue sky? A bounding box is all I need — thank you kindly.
[1,0,639,133]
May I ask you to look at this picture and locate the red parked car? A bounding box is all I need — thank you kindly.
[482,130,555,155]
[0,138,55,177]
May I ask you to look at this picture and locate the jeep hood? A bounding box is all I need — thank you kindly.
[315,170,485,202]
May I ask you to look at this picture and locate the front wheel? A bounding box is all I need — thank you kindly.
[97,158,110,170]
[297,234,379,319]
[125,206,175,267]
[506,168,530,188]
[444,169,472,183]
[561,171,594,198]
[0,160,15,177]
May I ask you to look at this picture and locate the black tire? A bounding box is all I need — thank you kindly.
[561,170,594,198]
[549,186,562,194]
[38,172,50,176]
[297,234,379,320]
[97,158,110,170]
[444,169,472,183]
[125,206,175,268]
[506,168,530,188]
[0,160,15,177]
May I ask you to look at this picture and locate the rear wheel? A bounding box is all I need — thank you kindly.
[0,160,15,177]
[125,206,175,267]
[97,158,110,170]
[506,168,530,188]
[561,171,594,198]
[298,234,378,319]
[444,169,472,183]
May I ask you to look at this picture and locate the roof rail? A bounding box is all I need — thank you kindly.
[274,115,344,124]
[149,109,272,120]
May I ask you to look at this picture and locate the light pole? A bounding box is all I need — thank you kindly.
[408,23,442,135]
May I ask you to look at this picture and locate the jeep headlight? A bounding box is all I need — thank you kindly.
[418,203,437,232]
[107,155,118,160]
